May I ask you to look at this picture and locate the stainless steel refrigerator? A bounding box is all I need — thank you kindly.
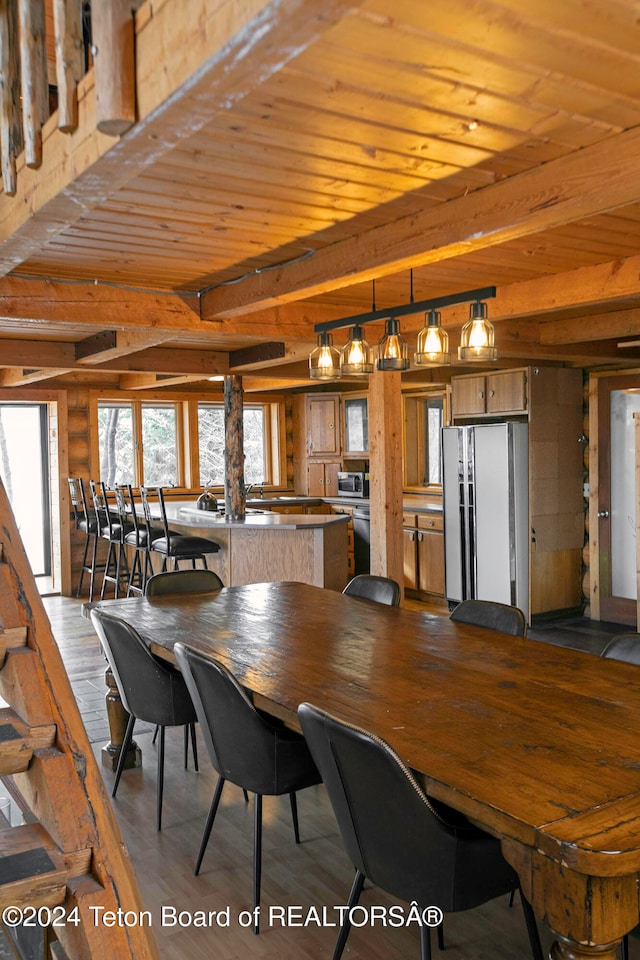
[442,422,529,621]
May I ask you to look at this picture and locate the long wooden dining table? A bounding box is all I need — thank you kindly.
[84,581,640,960]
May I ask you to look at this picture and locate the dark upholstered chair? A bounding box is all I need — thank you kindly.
[174,644,321,933]
[343,574,401,607]
[140,485,219,572]
[298,703,543,960]
[601,633,640,664]
[146,569,223,596]
[90,610,198,831]
[145,568,223,766]
[449,599,527,637]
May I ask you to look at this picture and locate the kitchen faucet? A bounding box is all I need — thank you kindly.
[245,482,264,499]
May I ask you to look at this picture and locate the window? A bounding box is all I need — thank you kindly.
[98,401,180,487]
[403,391,447,489]
[95,395,281,491]
[198,403,269,486]
[424,397,444,485]
[98,402,134,486]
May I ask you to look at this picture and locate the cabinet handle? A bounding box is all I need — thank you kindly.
[417,532,423,541]
[329,423,334,429]
[408,531,415,541]
[319,478,324,485]
[326,477,332,486]
[488,390,494,397]
[428,519,434,527]
[478,391,484,399]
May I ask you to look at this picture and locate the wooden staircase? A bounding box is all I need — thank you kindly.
[0,481,157,958]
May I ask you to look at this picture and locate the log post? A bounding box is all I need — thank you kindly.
[368,368,405,598]
[91,0,135,136]
[18,0,48,168]
[224,374,245,521]
[0,0,22,193]
[52,0,83,132]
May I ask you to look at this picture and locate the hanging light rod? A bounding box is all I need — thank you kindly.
[313,286,497,335]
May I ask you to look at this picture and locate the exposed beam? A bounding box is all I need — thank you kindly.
[243,377,311,392]
[201,124,640,319]
[539,307,640,345]
[0,0,366,275]
[118,373,208,390]
[0,366,72,386]
[229,342,313,371]
[75,329,170,364]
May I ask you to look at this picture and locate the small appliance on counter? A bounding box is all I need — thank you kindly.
[196,488,218,511]
[337,471,369,498]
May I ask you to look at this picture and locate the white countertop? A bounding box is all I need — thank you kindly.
[163,500,349,531]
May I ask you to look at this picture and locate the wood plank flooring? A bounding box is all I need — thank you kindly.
[38,595,635,960]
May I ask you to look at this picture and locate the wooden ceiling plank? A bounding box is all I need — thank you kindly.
[540,308,640,346]
[201,124,640,318]
[0,0,368,276]
[118,373,208,390]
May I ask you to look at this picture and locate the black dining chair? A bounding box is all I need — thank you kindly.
[90,609,199,831]
[298,702,543,960]
[449,599,527,637]
[146,567,224,769]
[140,485,220,572]
[146,569,224,596]
[343,574,401,606]
[173,643,322,933]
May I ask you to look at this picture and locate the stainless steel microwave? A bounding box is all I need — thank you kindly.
[337,471,369,498]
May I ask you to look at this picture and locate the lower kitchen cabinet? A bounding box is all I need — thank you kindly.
[404,512,445,598]
[332,504,355,577]
[417,513,444,596]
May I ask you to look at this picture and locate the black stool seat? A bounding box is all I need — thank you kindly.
[150,534,220,558]
[124,525,162,548]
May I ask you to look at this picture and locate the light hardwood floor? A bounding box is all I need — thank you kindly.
[42,596,632,960]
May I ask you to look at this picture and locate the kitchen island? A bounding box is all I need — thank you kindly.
[159,500,349,591]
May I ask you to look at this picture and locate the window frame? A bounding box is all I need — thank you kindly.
[90,390,284,493]
[402,388,450,492]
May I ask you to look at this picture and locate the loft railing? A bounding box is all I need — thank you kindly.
[0,0,136,197]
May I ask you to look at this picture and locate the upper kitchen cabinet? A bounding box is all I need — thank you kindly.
[451,369,528,418]
[306,395,341,457]
[343,395,369,456]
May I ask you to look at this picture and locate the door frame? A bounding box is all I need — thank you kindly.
[589,370,640,625]
[0,390,70,595]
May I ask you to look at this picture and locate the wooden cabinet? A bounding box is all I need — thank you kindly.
[403,511,444,597]
[417,513,445,596]
[306,395,340,456]
[451,369,527,418]
[332,504,355,577]
[308,461,339,497]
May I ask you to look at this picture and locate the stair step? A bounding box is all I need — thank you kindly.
[0,627,27,668]
[0,708,56,776]
[0,823,68,911]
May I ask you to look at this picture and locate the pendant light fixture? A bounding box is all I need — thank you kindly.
[340,324,373,377]
[309,332,340,380]
[377,318,409,371]
[458,300,498,362]
[415,309,450,366]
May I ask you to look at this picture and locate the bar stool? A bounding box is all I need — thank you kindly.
[140,486,219,572]
[68,477,104,601]
[91,481,133,599]
[114,484,161,597]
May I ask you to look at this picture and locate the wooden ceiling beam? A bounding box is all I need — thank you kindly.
[0,366,72,386]
[75,329,170,363]
[539,307,640,345]
[229,341,313,371]
[118,373,208,390]
[0,0,366,276]
[201,124,640,319]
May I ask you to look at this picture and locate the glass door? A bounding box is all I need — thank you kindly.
[0,404,51,577]
[597,376,640,624]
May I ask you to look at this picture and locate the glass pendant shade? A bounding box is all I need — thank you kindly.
[309,332,341,380]
[458,301,498,361]
[377,318,409,371]
[340,325,374,377]
[415,310,450,366]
